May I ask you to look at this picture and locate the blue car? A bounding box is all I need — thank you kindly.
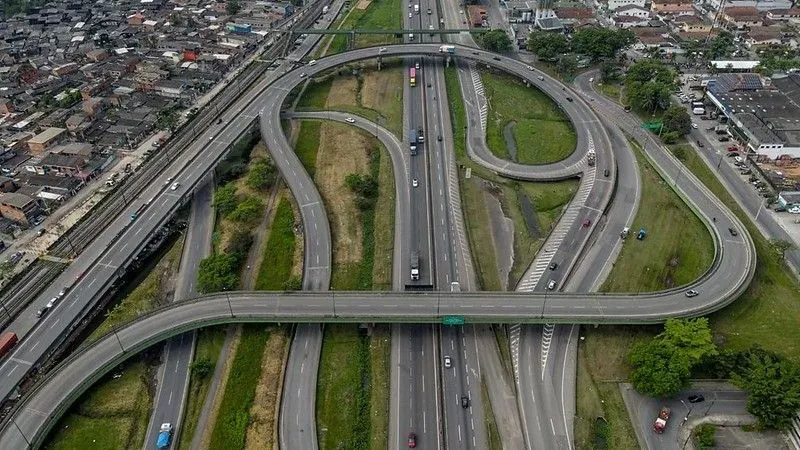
[156,423,173,449]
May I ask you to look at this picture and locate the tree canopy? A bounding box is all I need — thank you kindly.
[628,318,717,398]
[732,351,800,430]
[527,31,570,61]
[571,28,635,61]
[480,29,513,53]
[213,183,238,216]
[197,253,241,293]
[624,60,675,114]
[156,106,180,132]
[662,106,692,136]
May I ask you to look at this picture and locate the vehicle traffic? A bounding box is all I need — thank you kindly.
[653,407,670,433]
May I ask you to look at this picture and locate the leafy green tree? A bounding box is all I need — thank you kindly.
[629,340,693,397]
[625,60,675,114]
[197,253,241,293]
[480,29,513,53]
[226,228,253,259]
[156,106,180,132]
[625,59,675,86]
[246,160,277,191]
[600,58,622,83]
[213,183,238,216]
[662,106,692,135]
[628,318,717,397]
[229,196,264,223]
[732,352,800,430]
[226,0,242,15]
[556,55,578,79]
[661,131,680,145]
[693,424,716,449]
[527,31,570,61]
[191,358,213,378]
[709,31,734,59]
[572,28,635,61]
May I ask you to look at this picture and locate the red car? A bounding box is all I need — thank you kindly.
[408,432,417,448]
[582,219,591,228]
[727,146,738,152]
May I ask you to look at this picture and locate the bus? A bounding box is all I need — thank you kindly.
[409,67,416,87]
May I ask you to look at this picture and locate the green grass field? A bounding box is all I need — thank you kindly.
[329,0,402,53]
[296,121,321,177]
[207,325,272,450]
[482,71,576,165]
[44,360,153,450]
[601,141,714,292]
[297,80,332,110]
[255,198,297,290]
[178,327,227,450]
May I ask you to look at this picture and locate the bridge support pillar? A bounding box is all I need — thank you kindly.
[377,56,382,71]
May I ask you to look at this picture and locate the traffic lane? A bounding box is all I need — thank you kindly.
[280,324,322,450]
[417,325,441,449]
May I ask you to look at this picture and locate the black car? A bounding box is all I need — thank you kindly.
[461,396,470,408]
[688,394,705,403]
[548,262,558,270]
[437,135,442,142]
[566,96,573,102]
[728,227,738,236]
[604,169,610,177]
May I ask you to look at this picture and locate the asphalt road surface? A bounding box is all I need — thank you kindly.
[0,44,758,449]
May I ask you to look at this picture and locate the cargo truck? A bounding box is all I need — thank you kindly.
[0,332,18,359]
[439,45,456,53]
[409,129,418,156]
[156,423,173,448]
[653,407,670,433]
[322,5,329,13]
[410,250,420,280]
[414,4,419,13]
[418,127,425,143]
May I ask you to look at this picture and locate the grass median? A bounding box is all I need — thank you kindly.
[482,70,576,165]
[328,0,402,53]
[44,359,154,449]
[255,197,296,290]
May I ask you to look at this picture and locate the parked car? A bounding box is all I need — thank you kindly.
[688,394,705,403]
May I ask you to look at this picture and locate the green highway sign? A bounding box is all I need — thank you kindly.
[442,316,465,325]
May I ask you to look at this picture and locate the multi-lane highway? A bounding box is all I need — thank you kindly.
[0,42,758,450]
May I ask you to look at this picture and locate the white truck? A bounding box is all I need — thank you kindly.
[410,250,420,281]
[439,45,456,54]
[414,4,420,13]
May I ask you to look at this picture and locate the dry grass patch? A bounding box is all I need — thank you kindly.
[315,122,371,264]
[355,0,372,9]
[325,77,358,109]
[244,328,290,450]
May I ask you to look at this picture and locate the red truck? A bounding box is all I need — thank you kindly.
[653,407,671,433]
[0,332,18,358]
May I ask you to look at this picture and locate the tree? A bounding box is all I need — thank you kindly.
[480,29,513,53]
[628,318,717,397]
[226,228,253,259]
[709,31,734,59]
[571,28,635,61]
[197,253,240,293]
[527,31,570,61]
[661,131,680,145]
[625,60,675,114]
[156,106,179,132]
[693,424,716,450]
[229,196,264,223]
[769,238,795,260]
[556,55,578,79]
[732,352,800,430]
[662,106,692,135]
[246,160,277,191]
[191,358,213,378]
[213,183,238,217]
[226,0,242,15]
[600,58,622,84]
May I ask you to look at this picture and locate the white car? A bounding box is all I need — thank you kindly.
[444,355,452,368]
[412,178,419,187]
[345,117,356,123]
[691,123,698,129]
[408,12,412,18]
[378,47,387,53]
[526,65,534,71]
[308,59,317,66]
[170,182,180,191]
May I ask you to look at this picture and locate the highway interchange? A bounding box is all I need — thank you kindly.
[0,9,759,450]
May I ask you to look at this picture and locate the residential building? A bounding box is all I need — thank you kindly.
[707,0,792,12]
[606,0,647,11]
[651,0,695,16]
[27,127,67,154]
[0,191,41,226]
[614,5,651,19]
[723,7,764,28]
[745,26,783,48]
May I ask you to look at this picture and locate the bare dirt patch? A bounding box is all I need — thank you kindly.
[355,0,372,9]
[244,328,290,450]
[315,122,371,264]
[325,77,358,109]
[361,70,401,112]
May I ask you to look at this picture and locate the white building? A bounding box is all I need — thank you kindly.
[613,5,650,18]
[706,0,792,11]
[606,0,647,10]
